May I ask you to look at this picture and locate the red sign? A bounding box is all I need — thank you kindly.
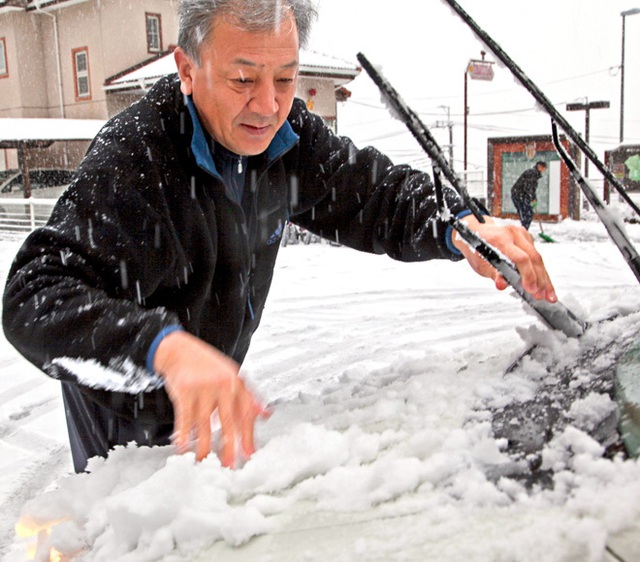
[467,60,494,81]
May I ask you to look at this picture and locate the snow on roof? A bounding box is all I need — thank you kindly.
[104,49,360,91]
[104,53,178,91]
[0,118,105,143]
[299,50,360,75]
[0,0,92,11]
[0,0,24,13]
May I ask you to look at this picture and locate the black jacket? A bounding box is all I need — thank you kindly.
[2,74,469,422]
[511,167,542,203]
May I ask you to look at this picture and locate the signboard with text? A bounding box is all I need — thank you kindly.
[467,60,494,81]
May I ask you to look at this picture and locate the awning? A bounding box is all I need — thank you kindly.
[0,0,92,14]
[0,117,105,196]
[0,118,105,148]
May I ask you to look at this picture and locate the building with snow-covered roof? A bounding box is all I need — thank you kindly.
[0,0,360,172]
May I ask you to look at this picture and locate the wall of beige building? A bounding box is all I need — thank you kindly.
[99,0,179,79]
[0,11,66,119]
[296,77,338,131]
[0,0,179,120]
[0,13,20,118]
[0,0,180,169]
[0,12,49,118]
[54,0,178,119]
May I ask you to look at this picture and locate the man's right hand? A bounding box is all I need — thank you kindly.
[153,330,267,467]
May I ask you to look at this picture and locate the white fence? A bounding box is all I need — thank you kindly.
[0,197,57,234]
[0,187,637,238]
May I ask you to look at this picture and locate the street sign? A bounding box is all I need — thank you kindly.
[566,101,610,111]
[467,60,494,81]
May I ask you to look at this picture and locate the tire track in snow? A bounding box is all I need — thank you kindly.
[246,284,528,402]
[251,288,524,361]
[0,396,63,444]
[0,356,21,370]
[0,377,50,406]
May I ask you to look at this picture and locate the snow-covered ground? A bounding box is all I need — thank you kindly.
[1,213,640,561]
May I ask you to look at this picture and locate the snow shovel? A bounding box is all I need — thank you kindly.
[537,218,555,243]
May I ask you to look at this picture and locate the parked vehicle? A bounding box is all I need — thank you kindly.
[0,168,74,196]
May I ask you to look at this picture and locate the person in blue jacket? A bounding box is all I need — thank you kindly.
[511,161,547,230]
[2,0,558,472]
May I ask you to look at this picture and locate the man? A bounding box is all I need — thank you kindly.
[2,0,557,473]
[511,161,548,230]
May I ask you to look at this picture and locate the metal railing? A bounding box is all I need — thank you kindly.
[0,197,57,234]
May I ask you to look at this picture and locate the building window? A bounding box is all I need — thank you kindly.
[0,37,8,79]
[72,47,91,101]
[146,13,162,53]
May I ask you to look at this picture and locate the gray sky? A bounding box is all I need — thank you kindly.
[307,0,640,179]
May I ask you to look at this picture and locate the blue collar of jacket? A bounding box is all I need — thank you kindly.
[185,95,299,179]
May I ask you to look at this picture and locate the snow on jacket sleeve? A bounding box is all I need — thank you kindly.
[2,114,183,395]
[286,99,471,262]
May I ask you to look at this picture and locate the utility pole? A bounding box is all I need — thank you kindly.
[566,100,610,177]
[434,105,454,170]
[464,51,494,176]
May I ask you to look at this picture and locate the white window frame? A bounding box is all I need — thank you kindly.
[146,13,162,53]
[73,47,91,101]
[0,38,8,78]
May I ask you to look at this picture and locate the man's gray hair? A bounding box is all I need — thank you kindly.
[178,0,318,64]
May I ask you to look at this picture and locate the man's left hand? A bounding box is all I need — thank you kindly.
[452,215,557,303]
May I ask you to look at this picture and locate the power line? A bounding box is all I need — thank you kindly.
[357,66,621,105]
[347,64,624,122]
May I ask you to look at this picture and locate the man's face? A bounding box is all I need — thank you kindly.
[175,13,300,156]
